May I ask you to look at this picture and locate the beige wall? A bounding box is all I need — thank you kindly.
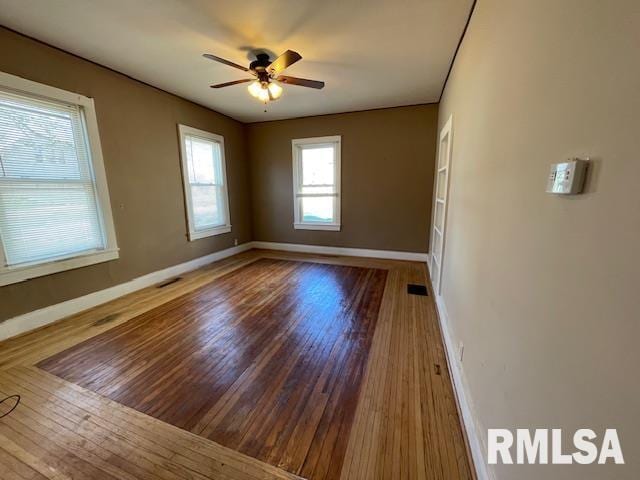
[437,1,640,478]
[248,105,438,252]
[0,29,439,324]
[0,27,252,322]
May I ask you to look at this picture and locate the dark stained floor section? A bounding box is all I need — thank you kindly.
[38,258,388,480]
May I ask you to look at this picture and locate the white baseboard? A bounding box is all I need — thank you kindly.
[431,292,494,480]
[1,241,427,342]
[251,241,429,262]
[0,242,253,342]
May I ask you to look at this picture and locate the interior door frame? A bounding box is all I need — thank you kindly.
[430,114,453,295]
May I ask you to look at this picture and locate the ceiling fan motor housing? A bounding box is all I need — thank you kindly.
[250,53,272,76]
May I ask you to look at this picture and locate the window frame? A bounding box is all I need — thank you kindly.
[0,71,118,287]
[177,124,232,241]
[291,135,341,231]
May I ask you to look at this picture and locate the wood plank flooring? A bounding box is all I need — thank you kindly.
[37,258,388,480]
[0,366,303,480]
[0,249,474,480]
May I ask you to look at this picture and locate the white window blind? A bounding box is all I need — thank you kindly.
[178,125,231,240]
[0,89,106,267]
[292,136,341,231]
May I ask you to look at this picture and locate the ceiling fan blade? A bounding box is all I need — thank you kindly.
[276,75,325,89]
[267,50,302,75]
[210,79,253,88]
[203,53,249,72]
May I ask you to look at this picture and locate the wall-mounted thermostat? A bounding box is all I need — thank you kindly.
[546,158,588,194]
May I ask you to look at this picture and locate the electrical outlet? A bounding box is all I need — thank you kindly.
[458,342,464,363]
[234,238,238,246]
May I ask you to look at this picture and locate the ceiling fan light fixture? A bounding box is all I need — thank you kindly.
[267,81,283,100]
[247,80,263,98]
[257,85,270,102]
[247,80,282,103]
[248,80,273,103]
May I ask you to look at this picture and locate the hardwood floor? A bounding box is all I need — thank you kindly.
[37,258,388,480]
[0,365,304,480]
[0,249,473,480]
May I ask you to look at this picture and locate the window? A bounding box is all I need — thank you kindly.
[178,125,231,240]
[0,72,118,287]
[292,136,341,231]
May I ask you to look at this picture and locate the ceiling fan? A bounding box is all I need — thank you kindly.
[203,50,324,103]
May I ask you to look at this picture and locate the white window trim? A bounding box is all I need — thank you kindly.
[0,71,119,287]
[292,135,341,231]
[177,125,232,241]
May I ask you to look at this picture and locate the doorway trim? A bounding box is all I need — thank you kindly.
[430,114,453,295]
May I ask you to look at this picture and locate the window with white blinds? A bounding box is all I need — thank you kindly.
[0,72,118,286]
[178,125,231,240]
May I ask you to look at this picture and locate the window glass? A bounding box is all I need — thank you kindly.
[301,146,334,186]
[302,196,334,223]
[179,126,230,239]
[292,137,341,230]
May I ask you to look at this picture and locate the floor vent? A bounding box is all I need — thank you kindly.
[157,277,182,288]
[407,284,428,296]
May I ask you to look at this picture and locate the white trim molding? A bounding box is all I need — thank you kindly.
[0,242,252,342]
[252,241,428,262]
[0,71,119,287]
[292,135,342,231]
[177,124,232,241]
[293,222,340,231]
[1,241,428,341]
[430,114,453,295]
[426,268,494,480]
[0,249,119,288]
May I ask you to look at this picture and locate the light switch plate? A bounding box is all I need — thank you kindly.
[546,159,588,194]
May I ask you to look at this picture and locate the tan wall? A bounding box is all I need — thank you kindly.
[248,105,438,252]
[437,1,640,478]
[0,27,252,322]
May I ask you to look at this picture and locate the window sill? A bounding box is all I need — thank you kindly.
[294,223,341,232]
[0,248,120,287]
[188,225,232,241]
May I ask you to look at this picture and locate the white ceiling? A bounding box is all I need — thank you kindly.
[0,0,473,123]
